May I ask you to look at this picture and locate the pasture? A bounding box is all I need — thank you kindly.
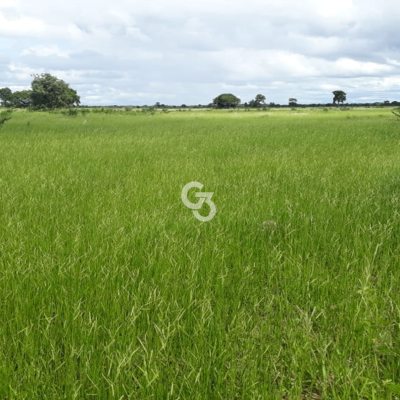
[0,107,400,399]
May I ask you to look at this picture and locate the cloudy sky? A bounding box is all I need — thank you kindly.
[0,0,399,105]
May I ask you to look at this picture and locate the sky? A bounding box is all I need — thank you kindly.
[0,0,399,106]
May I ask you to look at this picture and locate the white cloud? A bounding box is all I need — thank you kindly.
[21,45,69,58]
[334,58,394,76]
[387,59,400,67]
[312,0,354,17]
[0,13,46,37]
[0,0,20,9]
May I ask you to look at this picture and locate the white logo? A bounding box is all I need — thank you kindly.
[181,182,216,222]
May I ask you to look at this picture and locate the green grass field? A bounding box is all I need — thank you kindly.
[1,107,400,399]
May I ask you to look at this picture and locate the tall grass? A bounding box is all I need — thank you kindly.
[0,108,399,399]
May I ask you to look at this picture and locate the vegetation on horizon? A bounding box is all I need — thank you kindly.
[1,73,399,109]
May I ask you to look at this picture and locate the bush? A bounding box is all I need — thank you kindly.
[61,108,79,117]
[141,107,156,115]
[80,109,91,116]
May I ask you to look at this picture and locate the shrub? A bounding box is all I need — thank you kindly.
[80,109,90,116]
[61,108,79,117]
[141,107,156,115]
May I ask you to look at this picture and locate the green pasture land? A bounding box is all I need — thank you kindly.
[0,107,400,399]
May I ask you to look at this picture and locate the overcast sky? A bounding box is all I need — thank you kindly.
[1,0,399,105]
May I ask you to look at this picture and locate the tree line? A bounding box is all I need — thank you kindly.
[1,74,399,110]
[212,91,400,109]
[212,91,349,109]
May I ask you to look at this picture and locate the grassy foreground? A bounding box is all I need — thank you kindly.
[1,108,400,399]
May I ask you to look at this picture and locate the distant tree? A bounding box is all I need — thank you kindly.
[0,88,33,108]
[9,90,33,108]
[248,94,266,108]
[289,98,297,106]
[255,94,266,107]
[213,93,241,109]
[332,90,347,105]
[0,87,13,107]
[256,94,266,102]
[31,73,80,109]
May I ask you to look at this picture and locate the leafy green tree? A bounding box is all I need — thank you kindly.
[248,94,266,108]
[289,98,297,106]
[213,93,241,109]
[0,88,13,107]
[333,90,346,105]
[9,90,33,108]
[0,88,32,108]
[31,73,80,109]
[254,94,266,106]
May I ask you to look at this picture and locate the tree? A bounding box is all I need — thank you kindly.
[254,94,266,107]
[333,90,346,105]
[213,93,241,109]
[9,90,33,108]
[0,88,32,108]
[31,73,80,109]
[248,94,266,108]
[289,98,297,106]
[0,88,13,107]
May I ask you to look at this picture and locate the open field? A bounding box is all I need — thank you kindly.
[1,108,400,399]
